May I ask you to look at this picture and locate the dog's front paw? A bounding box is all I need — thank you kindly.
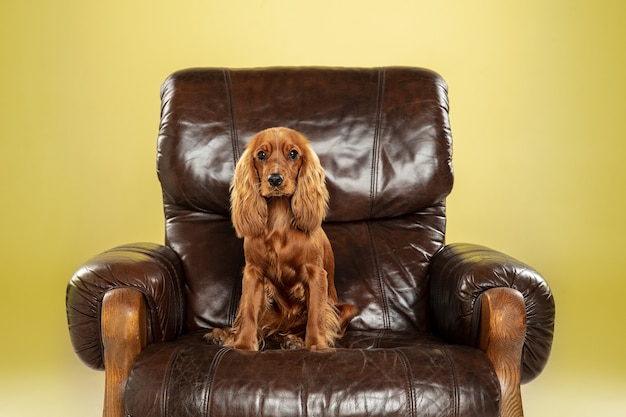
[203,328,228,346]
[280,334,305,350]
[205,328,260,350]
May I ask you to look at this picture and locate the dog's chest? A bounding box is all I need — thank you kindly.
[264,229,299,282]
[261,230,308,310]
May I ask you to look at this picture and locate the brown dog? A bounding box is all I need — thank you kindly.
[204,127,357,350]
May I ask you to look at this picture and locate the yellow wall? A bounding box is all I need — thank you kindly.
[1,1,625,415]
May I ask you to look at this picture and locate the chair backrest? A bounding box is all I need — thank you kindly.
[157,67,454,333]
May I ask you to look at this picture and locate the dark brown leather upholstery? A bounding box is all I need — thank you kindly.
[66,67,555,417]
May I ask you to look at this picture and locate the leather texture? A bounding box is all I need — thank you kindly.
[126,331,499,417]
[429,243,556,384]
[66,243,185,369]
[65,67,555,416]
[156,67,454,334]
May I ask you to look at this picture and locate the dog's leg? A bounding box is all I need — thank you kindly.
[228,265,265,350]
[304,265,331,349]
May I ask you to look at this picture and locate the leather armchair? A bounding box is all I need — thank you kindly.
[66,67,555,417]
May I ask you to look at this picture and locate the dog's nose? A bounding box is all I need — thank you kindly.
[267,174,284,187]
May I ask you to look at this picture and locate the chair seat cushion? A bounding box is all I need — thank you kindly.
[125,331,500,417]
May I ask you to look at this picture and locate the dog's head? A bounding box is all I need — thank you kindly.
[230,127,329,237]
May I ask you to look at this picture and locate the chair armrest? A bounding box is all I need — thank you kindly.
[429,243,555,383]
[102,288,146,417]
[66,242,185,370]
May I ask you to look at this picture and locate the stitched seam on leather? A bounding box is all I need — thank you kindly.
[367,222,390,329]
[439,346,460,416]
[204,347,230,417]
[300,371,308,417]
[395,348,417,417]
[373,330,380,348]
[223,69,240,163]
[369,68,386,218]
[223,69,243,326]
[162,343,188,417]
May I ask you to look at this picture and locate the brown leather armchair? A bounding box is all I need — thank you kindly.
[66,67,555,417]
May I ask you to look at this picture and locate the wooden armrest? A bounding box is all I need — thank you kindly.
[479,287,527,417]
[101,288,147,417]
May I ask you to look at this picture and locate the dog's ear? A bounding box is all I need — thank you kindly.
[230,146,267,237]
[291,139,329,232]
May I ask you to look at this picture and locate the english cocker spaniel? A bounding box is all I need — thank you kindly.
[204,127,358,350]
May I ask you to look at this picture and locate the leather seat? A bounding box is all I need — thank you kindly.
[125,331,499,416]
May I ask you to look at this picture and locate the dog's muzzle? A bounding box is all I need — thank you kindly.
[267,174,284,187]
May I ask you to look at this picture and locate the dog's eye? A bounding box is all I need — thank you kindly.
[257,151,267,161]
[288,150,299,160]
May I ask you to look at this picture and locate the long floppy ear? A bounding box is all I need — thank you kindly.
[230,148,267,237]
[291,144,329,232]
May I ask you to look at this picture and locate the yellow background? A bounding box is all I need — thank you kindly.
[1,1,625,415]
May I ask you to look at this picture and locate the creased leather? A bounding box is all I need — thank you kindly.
[66,243,185,369]
[125,331,500,417]
[429,242,555,383]
[157,67,454,333]
[157,67,453,222]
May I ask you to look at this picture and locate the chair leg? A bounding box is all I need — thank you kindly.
[101,288,147,417]
[478,287,527,417]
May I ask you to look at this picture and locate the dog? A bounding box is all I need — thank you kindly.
[204,127,358,350]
